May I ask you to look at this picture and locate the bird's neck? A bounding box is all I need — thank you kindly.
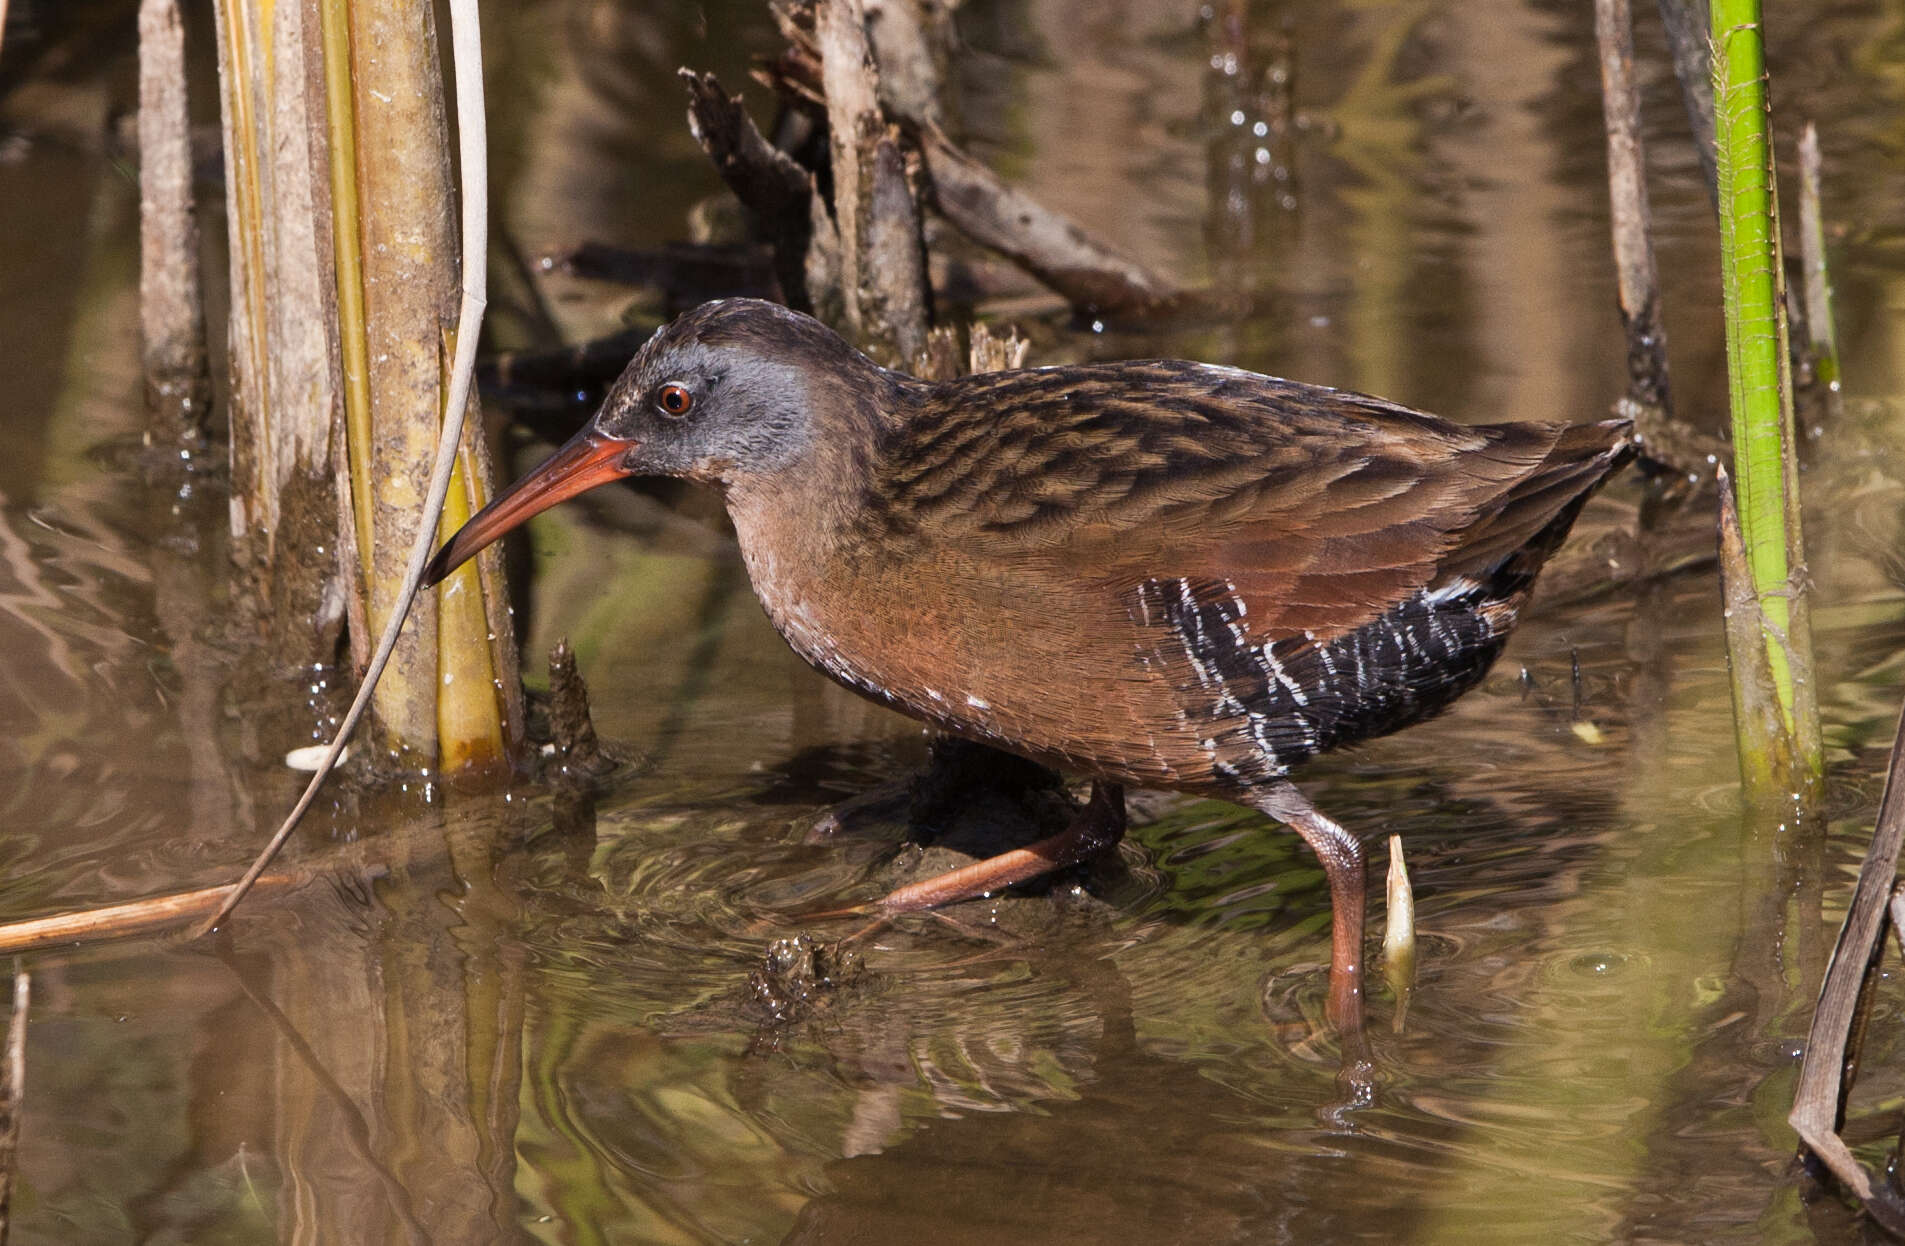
[722,364,925,549]
[716,365,918,586]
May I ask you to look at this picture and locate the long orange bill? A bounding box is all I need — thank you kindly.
[423,429,637,586]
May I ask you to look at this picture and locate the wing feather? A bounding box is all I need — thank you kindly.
[867,361,1630,643]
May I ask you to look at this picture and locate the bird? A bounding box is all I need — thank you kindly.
[426,297,1634,1035]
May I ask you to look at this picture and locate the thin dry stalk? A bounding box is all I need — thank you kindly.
[0,966,23,1246]
[137,0,210,438]
[1789,698,1905,1233]
[0,880,303,957]
[1383,834,1416,994]
[1594,0,1672,415]
[1797,122,1842,419]
[1655,0,1717,199]
[318,0,372,674]
[195,0,495,936]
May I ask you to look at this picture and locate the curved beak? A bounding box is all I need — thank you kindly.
[423,429,637,586]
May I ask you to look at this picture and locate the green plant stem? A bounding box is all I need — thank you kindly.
[1711,0,1821,786]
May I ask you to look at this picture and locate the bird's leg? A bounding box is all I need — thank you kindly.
[1253,782,1367,1039]
[876,781,1127,912]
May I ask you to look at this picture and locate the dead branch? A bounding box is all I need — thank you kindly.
[748,0,1188,323]
[0,877,305,958]
[548,637,614,783]
[863,0,950,129]
[137,0,210,439]
[1654,0,1717,202]
[1789,694,1905,1234]
[1594,0,1672,416]
[679,69,838,315]
[966,320,1028,374]
[859,133,931,361]
[0,966,23,1246]
[915,123,1185,320]
[817,0,929,362]
[911,323,961,381]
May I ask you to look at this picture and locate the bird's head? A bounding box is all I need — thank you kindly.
[424,299,884,586]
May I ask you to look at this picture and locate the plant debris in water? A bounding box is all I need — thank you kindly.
[747,934,865,1029]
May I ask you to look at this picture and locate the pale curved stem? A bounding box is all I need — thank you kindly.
[191,0,489,939]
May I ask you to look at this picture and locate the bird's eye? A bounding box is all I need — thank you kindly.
[657,383,694,417]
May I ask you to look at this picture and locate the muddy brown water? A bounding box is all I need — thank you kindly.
[6,0,1905,1241]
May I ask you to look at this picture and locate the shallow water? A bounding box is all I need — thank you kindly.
[5,0,1905,1241]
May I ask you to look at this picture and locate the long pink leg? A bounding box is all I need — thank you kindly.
[878,781,1127,912]
[1254,782,1367,1040]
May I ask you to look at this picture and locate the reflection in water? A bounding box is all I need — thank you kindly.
[6,0,1905,1242]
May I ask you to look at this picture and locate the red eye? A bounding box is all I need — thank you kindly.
[658,383,693,417]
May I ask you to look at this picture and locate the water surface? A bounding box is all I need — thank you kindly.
[3,1,1905,1241]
